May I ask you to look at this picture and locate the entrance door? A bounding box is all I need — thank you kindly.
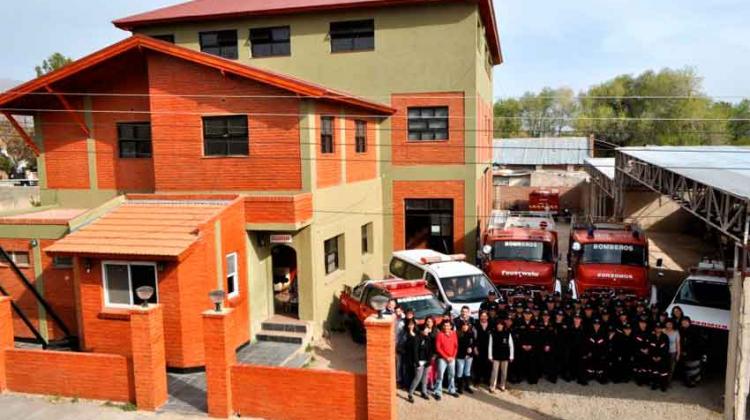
[271,245,298,318]
[404,199,454,254]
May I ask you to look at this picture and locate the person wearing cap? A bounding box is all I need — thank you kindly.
[553,309,569,377]
[538,309,558,383]
[633,316,652,386]
[488,315,514,392]
[582,304,595,332]
[434,320,459,400]
[514,307,541,384]
[583,318,608,384]
[563,313,587,384]
[679,317,706,387]
[609,322,635,383]
[649,322,670,391]
[479,290,500,314]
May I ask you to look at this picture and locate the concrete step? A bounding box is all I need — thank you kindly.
[283,352,312,368]
[255,330,307,345]
[260,316,309,334]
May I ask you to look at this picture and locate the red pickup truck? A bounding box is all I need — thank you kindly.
[339,278,447,343]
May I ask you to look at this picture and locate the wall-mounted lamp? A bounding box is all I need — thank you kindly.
[156,262,165,272]
[370,295,388,319]
[135,285,154,308]
[29,239,38,248]
[84,258,92,274]
[209,289,226,312]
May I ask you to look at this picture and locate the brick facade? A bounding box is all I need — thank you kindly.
[345,118,378,183]
[392,180,466,253]
[391,92,465,166]
[244,194,313,225]
[130,305,168,411]
[203,309,237,418]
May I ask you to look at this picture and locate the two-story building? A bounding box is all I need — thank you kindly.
[0,0,500,369]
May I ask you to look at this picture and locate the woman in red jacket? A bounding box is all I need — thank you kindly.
[433,320,459,400]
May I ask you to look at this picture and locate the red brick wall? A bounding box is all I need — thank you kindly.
[316,107,342,189]
[231,365,367,420]
[0,239,38,338]
[392,180,465,253]
[91,55,155,192]
[345,117,377,183]
[38,239,76,340]
[5,349,133,402]
[146,52,302,191]
[391,92,465,166]
[41,98,90,189]
[244,194,313,225]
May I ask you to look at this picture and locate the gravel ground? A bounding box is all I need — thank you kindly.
[397,377,723,420]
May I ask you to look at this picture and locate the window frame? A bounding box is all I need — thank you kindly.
[101,261,159,309]
[329,19,375,53]
[324,235,341,275]
[202,115,249,157]
[407,106,450,142]
[226,252,239,298]
[199,30,239,59]
[321,116,335,154]
[249,26,291,58]
[361,222,372,255]
[117,122,152,159]
[52,255,73,269]
[355,120,367,153]
[0,250,30,267]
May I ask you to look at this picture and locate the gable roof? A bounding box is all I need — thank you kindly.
[0,34,394,114]
[113,0,502,65]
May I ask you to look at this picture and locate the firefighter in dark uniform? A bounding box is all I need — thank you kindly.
[649,322,670,391]
[553,309,569,378]
[563,313,587,384]
[480,290,500,314]
[538,310,558,383]
[609,323,635,383]
[633,316,652,386]
[679,317,706,387]
[582,304,596,332]
[515,308,540,384]
[584,318,608,384]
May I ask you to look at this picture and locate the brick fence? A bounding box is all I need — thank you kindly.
[203,309,396,420]
[0,296,167,410]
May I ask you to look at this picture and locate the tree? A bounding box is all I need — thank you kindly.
[493,98,523,137]
[0,117,37,176]
[493,87,577,138]
[34,52,72,77]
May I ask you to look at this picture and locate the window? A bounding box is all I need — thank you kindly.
[226,253,238,297]
[321,116,334,154]
[355,120,366,153]
[361,223,372,255]
[324,235,342,275]
[407,107,449,141]
[118,122,152,158]
[1,251,30,267]
[103,262,158,307]
[250,26,290,57]
[203,115,249,156]
[199,30,238,59]
[52,256,73,268]
[152,34,175,43]
[330,19,374,52]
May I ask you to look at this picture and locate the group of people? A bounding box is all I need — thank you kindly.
[392,288,708,403]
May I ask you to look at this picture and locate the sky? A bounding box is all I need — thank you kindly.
[1,0,749,100]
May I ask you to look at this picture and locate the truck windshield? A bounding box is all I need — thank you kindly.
[674,280,730,310]
[440,274,495,303]
[397,295,445,318]
[493,241,552,263]
[582,243,645,266]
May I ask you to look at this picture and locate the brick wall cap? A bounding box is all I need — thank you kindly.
[364,314,396,327]
[202,308,235,317]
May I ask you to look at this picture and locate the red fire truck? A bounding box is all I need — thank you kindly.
[529,189,560,214]
[567,219,657,303]
[481,210,562,296]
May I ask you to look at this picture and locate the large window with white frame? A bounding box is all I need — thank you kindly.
[102,262,158,307]
[226,252,238,297]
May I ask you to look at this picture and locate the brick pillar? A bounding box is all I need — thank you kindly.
[130,305,168,411]
[365,315,396,420]
[203,308,236,418]
[0,297,14,392]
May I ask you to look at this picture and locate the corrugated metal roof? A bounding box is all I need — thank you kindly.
[46,200,228,257]
[619,146,750,200]
[584,157,615,180]
[493,137,591,166]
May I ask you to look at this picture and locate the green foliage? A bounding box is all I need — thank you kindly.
[0,117,37,176]
[34,52,72,77]
[494,67,747,147]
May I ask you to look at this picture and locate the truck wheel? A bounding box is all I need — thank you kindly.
[349,317,366,344]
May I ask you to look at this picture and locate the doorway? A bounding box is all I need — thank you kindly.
[404,199,454,254]
[271,245,298,318]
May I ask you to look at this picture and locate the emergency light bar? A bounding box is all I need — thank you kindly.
[381,279,426,290]
[420,254,466,264]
